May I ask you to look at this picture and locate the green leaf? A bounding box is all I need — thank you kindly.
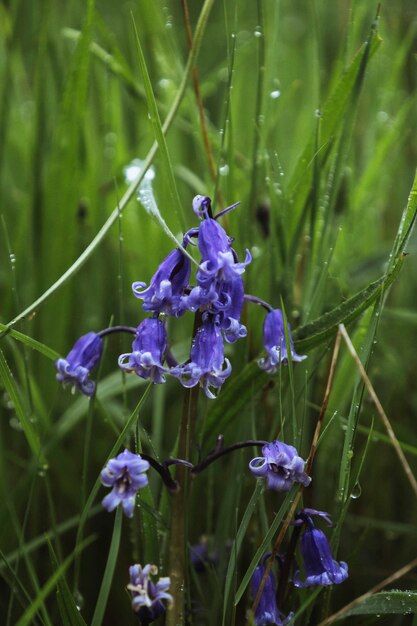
[91,507,123,626]
[15,536,94,626]
[0,347,45,464]
[0,323,59,360]
[342,590,417,617]
[48,543,87,626]
[222,481,264,625]
[293,254,404,352]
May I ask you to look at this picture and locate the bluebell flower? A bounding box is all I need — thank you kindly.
[132,248,191,317]
[101,448,150,518]
[249,440,311,491]
[258,309,306,374]
[217,275,247,343]
[196,217,251,287]
[55,332,103,397]
[128,563,173,624]
[251,556,293,626]
[171,316,231,399]
[293,510,348,588]
[118,318,167,383]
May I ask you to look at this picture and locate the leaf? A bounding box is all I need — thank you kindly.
[48,543,87,626]
[0,347,45,464]
[342,590,417,617]
[293,255,404,351]
[91,507,123,626]
[0,323,59,360]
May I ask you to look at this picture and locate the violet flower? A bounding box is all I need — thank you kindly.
[101,449,150,518]
[128,563,173,624]
[251,556,293,626]
[171,316,231,399]
[293,509,348,588]
[249,440,311,491]
[118,318,167,383]
[132,248,190,317]
[55,332,103,397]
[258,309,306,374]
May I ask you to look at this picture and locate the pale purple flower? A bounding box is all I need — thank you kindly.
[293,509,348,588]
[101,449,150,518]
[249,440,311,491]
[258,309,306,374]
[55,332,103,397]
[118,318,167,383]
[128,563,173,624]
[132,248,190,317]
[171,317,231,399]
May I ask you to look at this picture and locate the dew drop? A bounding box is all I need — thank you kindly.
[73,589,84,611]
[350,482,362,499]
[254,27,262,38]
[9,253,16,265]
[270,90,281,99]
[9,417,23,431]
[219,163,229,176]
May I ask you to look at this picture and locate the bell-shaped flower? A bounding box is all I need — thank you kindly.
[217,275,247,343]
[293,510,348,588]
[258,309,306,373]
[128,563,173,624]
[171,317,231,399]
[55,332,103,397]
[251,556,293,626]
[118,318,167,384]
[196,217,251,286]
[101,449,150,518]
[249,440,311,491]
[132,248,191,317]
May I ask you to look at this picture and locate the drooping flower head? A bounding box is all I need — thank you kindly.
[132,248,191,317]
[101,449,150,518]
[258,309,306,374]
[251,555,293,626]
[55,332,103,397]
[118,318,167,383]
[171,316,231,399]
[128,563,173,624]
[293,509,348,588]
[249,440,311,491]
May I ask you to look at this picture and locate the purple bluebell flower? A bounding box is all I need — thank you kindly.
[251,556,293,626]
[101,449,150,518]
[55,332,103,397]
[118,318,167,383]
[249,440,311,491]
[171,317,231,399]
[196,217,251,287]
[132,248,191,317]
[217,275,247,343]
[293,510,348,588]
[258,309,306,374]
[128,563,173,624]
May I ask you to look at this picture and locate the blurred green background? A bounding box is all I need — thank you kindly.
[1,0,417,624]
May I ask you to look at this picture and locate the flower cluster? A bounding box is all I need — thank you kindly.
[54,195,306,399]
[128,563,172,624]
[251,510,348,625]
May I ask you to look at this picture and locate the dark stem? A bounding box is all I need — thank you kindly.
[243,293,274,312]
[139,453,179,492]
[97,325,137,338]
[277,524,302,606]
[191,438,268,475]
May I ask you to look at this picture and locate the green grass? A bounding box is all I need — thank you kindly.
[1,1,417,624]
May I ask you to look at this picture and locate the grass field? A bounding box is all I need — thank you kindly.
[1,1,417,624]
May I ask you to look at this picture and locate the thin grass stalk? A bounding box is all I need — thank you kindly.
[338,323,417,498]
